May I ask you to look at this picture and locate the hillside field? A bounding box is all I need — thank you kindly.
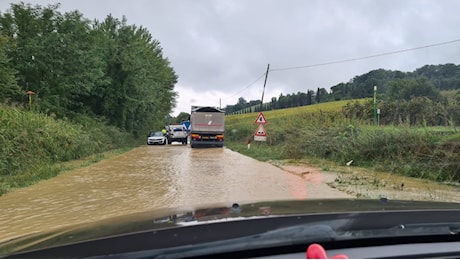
[224,99,460,182]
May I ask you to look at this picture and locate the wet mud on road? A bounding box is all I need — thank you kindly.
[0,145,350,243]
[277,161,460,203]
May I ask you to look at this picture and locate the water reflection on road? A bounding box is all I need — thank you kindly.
[1,145,345,243]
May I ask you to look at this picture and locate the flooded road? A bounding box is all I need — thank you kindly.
[0,145,350,243]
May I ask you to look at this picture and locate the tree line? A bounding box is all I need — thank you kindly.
[224,88,326,114]
[225,64,460,126]
[329,64,460,100]
[0,3,177,137]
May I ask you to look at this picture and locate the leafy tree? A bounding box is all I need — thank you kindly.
[414,64,460,90]
[0,3,106,115]
[306,90,313,105]
[330,69,411,101]
[224,104,235,114]
[0,34,19,102]
[175,112,190,123]
[92,15,177,136]
[315,88,328,103]
[387,77,441,101]
[0,3,178,137]
[231,97,247,111]
[237,97,247,105]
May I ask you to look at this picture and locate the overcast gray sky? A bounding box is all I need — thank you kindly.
[1,0,460,116]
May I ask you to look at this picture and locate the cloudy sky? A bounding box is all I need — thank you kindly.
[1,0,460,116]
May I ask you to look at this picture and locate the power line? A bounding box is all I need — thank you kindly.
[221,38,460,105]
[270,38,460,72]
[222,72,266,101]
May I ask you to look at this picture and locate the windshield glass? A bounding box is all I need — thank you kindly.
[151,131,163,136]
[0,0,459,258]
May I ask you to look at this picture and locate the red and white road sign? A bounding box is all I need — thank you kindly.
[254,112,268,124]
[254,124,267,136]
[254,136,267,141]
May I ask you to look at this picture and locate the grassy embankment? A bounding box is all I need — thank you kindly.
[0,105,138,196]
[225,99,460,183]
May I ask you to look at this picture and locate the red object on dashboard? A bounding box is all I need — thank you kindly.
[306,243,348,259]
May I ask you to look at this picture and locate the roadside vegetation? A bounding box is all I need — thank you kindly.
[224,65,460,185]
[225,99,460,183]
[0,104,138,195]
[0,3,176,196]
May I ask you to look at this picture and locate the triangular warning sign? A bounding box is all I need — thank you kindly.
[254,124,267,136]
[254,112,268,124]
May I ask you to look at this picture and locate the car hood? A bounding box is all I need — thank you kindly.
[2,198,460,257]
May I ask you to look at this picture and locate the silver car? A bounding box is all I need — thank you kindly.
[147,131,167,145]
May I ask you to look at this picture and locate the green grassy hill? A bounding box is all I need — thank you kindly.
[225,100,460,182]
[226,99,356,124]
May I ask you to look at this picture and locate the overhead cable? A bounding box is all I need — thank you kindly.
[222,72,266,100]
[270,38,460,72]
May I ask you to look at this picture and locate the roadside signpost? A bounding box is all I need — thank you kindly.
[25,91,36,110]
[254,112,268,142]
[181,120,191,133]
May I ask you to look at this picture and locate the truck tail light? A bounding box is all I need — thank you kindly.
[216,134,224,140]
[191,133,200,140]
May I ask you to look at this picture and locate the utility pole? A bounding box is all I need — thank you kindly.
[373,86,377,126]
[260,64,270,111]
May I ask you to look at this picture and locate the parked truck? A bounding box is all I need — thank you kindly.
[190,106,225,148]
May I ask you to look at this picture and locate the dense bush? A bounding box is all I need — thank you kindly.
[342,95,460,126]
[0,105,137,195]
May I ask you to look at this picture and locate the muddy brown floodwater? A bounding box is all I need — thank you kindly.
[0,145,351,243]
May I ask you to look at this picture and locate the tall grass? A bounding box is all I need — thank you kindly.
[0,105,138,195]
[225,100,459,182]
